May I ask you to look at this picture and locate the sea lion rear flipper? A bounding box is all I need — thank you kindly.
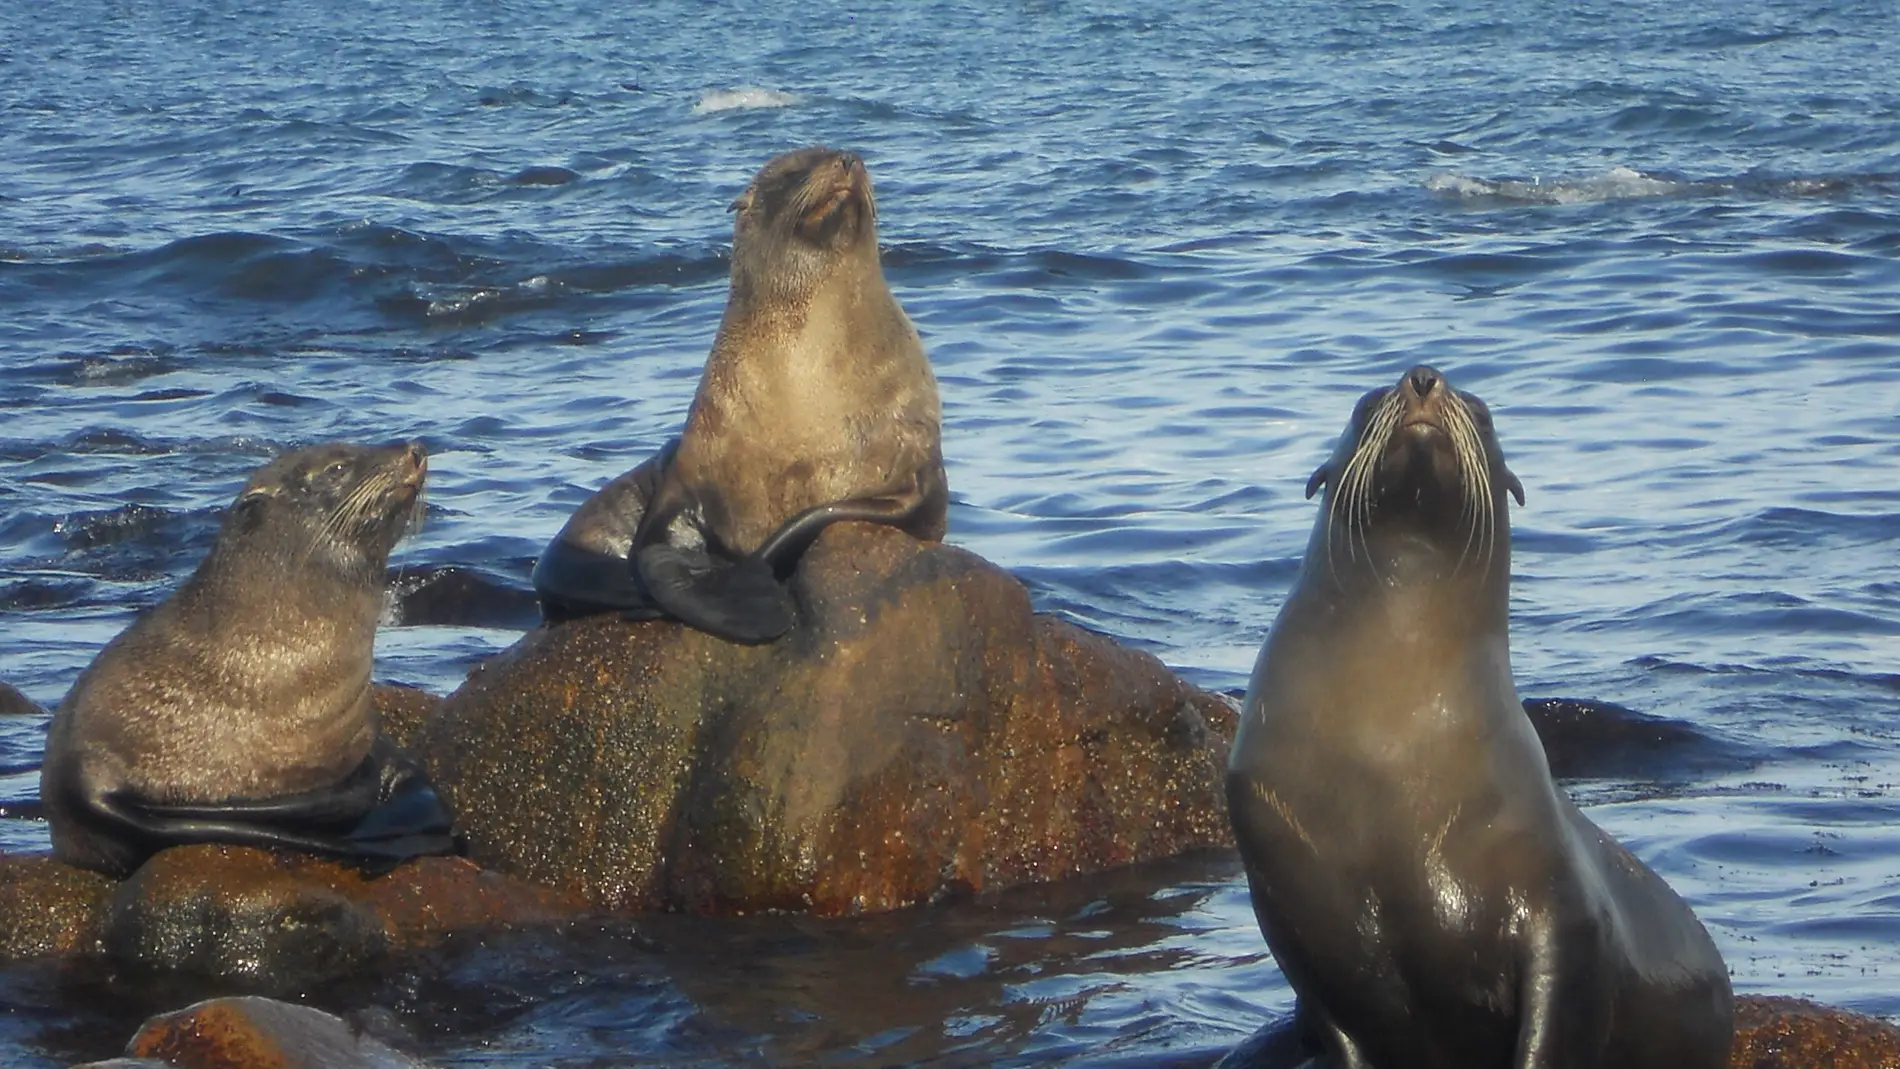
[126,756,382,827]
[634,542,795,644]
[532,440,680,623]
[82,740,459,874]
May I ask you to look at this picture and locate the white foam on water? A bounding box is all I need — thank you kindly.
[691,87,799,115]
[1427,165,1687,204]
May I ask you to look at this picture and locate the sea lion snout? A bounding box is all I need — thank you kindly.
[395,440,427,488]
[1405,365,1442,400]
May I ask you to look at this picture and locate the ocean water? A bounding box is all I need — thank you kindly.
[3,0,1899,1063]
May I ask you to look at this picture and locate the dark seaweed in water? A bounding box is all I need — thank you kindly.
[4,0,1900,1062]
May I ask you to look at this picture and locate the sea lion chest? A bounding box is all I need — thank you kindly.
[1230,584,1566,1036]
[676,294,934,552]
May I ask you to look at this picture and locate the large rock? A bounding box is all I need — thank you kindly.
[0,845,585,987]
[419,522,1238,914]
[104,845,586,984]
[1213,996,1900,1068]
[1,679,47,717]
[104,995,427,1069]
[1731,995,1900,1068]
[0,852,112,958]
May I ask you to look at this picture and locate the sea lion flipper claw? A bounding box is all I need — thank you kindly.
[635,542,794,644]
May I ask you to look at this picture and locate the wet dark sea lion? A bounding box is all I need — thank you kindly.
[40,442,458,878]
[1225,366,1732,1068]
[533,147,947,642]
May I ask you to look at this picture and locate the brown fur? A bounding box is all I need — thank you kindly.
[668,147,945,554]
[41,442,425,874]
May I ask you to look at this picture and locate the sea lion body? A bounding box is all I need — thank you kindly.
[41,442,457,877]
[533,147,946,640]
[1226,367,1731,1068]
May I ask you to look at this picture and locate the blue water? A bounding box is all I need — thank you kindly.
[3,0,1899,1063]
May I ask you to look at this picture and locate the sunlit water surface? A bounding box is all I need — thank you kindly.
[2,0,1898,1063]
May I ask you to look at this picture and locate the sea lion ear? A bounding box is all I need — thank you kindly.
[1504,468,1525,506]
[1305,463,1332,500]
[727,191,751,214]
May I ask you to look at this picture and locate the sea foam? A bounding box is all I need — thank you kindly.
[691,87,799,115]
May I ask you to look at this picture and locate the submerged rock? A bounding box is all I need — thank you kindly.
[105,995,428,1069]
[420,522,1238,914]
[2,679,48,716]
[1212,996,1900,1068]
[0,845,585,988]
[106,846,587,984]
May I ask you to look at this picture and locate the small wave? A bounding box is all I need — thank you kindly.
[691,87,798,115]
[1426,166,1688,205]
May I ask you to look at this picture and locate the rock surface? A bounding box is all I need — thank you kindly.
[420,522,1238,914]
[106,845,587,983]
[0,852,112,958]
[108,995,427,1069]
[1730,995,1900,1068]
[0,845,585,986]
[371,682,442,753]
[1212,996,1900,1068]
[1,679,47,716]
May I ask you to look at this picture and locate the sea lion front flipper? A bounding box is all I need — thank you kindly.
[344,736,463,872]
[634,542,795,644]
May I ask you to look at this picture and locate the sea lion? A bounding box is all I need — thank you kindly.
[533,147,947,642]
[1225,366,1732,1069]
[40,442,458,878]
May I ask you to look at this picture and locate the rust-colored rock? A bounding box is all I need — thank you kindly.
[371,682,442,753]
[1730,995,1900,1068]
[1216,997,1900,1068]
[0,853,112,959]
[124,995,427,1069]
[420,522,1237,915]
[103,844,586,983]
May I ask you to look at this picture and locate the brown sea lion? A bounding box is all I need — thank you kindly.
[39,442,458,878]
[533,147,947,642]
[1224,366,1732,1068]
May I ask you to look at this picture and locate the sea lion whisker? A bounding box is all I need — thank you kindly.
[1229,367,1733,1069]
[1448,405,1485,573]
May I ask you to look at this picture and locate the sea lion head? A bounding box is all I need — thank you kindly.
[726,147,880,299]
[1303,365,1524,580]
[221,441,427,578]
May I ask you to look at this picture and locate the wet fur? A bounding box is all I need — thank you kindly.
[41,442,445,876]
[1227,367,1731,1069]
[534,148,946,638]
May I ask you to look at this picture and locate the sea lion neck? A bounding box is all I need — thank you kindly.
[711,245,902,370]
[1296,507,1512,639]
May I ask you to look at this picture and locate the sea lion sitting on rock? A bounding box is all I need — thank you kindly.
[533,147,947,643]
[1225,366,1732,1068]
[40,442,459,878]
